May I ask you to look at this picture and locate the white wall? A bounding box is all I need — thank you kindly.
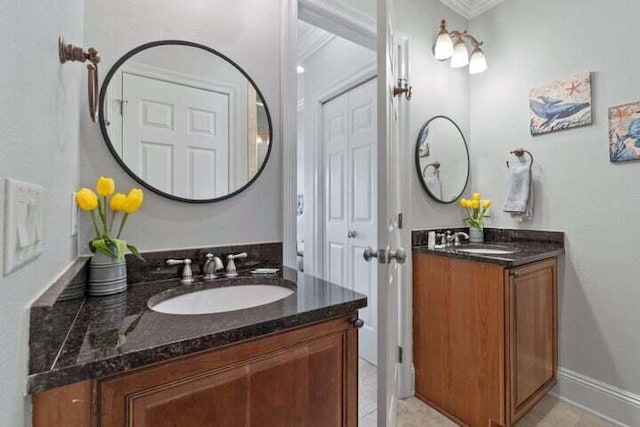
[394,0,470,396]
[470,0,640,417]
[0,0,83,424]
[81,0,282,251]
[300,33,376,275]
[396,0,471,232]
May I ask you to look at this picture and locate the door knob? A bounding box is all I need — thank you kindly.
[347,230,357,239]
[388,248,407,264]
[363,247,387,264]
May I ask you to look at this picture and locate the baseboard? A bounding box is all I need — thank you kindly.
[552,368,640,427]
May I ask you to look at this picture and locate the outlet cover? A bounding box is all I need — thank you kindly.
[4,179,44,275]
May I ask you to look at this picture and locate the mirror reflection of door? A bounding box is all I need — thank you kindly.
[101,43,272,202]
[121,73,230,199]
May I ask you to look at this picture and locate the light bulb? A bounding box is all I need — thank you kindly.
[434,31,454,60]
[296,65,305,74]
[469,47,488,74]
[450,39,469,68]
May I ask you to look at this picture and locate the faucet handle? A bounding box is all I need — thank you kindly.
[166,258,193,285]
[226,252,248,276]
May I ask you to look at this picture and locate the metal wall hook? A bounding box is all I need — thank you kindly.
[393,78,412,101]
[59,37,101,122]
[506,148,534,168]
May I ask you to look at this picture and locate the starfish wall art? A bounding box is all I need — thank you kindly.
[529,72,593,135]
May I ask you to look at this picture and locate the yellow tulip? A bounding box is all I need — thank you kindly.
[96,176,115,197]
[459,198,467,207]
[473,192,481,201]
[482,200,492,209]
[75,188,98,211]
[471,200,481,209]
[110,193,127,211]
[123,188,144,214]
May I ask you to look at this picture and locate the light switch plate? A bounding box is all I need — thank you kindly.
[4,179,44,275]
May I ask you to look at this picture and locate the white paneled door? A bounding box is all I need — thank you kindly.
[323,78,378,366]
[122,73,230,199]
[377,1,406,424]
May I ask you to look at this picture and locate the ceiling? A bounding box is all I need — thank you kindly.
[439,0,506,19]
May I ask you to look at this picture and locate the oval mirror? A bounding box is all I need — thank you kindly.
[99,41,273,203]
[415,116,469,203]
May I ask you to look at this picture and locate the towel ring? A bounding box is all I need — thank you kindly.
[422,161,440,178]
[506,148,533,168]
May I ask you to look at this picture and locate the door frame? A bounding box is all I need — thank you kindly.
[281,0,377,270]
[307,63,377,278]
[396,35,415,400]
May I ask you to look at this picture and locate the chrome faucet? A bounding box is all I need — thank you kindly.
[202,253,223,281]
[452,232,470,246]
[225,252,248,277]
[166,258,194,285]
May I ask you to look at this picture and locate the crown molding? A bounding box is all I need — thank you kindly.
[439,0,472,19]
[298,26,336,62]
[439,0,506,19]
[298,0,376,50]
[471,0,506,17]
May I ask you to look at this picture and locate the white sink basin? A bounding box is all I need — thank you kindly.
[150,285,294,315]
[457,247,517,255]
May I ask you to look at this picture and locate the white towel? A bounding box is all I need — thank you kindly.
[425,173,442,200]
[503,160,534,220]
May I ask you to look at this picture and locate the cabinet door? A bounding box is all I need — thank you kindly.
[99,316,357,427]
[508,258,557,422]
[413,254,507,427]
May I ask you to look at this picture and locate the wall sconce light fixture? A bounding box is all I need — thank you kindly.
[434,19,487,74]
[58,37,101,122]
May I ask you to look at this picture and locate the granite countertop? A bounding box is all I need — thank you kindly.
[27,267,367,393]
[412,228,565,267]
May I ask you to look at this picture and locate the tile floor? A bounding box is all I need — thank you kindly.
[358,358,614,427]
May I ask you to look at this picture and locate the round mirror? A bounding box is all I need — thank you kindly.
[415,116,469,203]
[99,41,272,203]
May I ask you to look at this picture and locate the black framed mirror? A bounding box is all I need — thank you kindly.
[99,40,273,203]
[415,115,470,204]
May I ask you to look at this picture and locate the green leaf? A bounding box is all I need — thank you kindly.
[127,244,145,262]
[110,238,128,261]
[90,238,118,258]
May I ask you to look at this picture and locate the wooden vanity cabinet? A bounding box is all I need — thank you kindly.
[33,314,359,427]
[413,255,557,427]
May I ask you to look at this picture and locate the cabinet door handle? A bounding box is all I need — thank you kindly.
[351,318,365,328]
[510,271,520,278]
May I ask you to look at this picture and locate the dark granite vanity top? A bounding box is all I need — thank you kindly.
[412,228,565,267]
[27,245,366,394]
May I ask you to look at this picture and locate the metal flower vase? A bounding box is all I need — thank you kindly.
[88,251,127,296]
[469,227,484,243]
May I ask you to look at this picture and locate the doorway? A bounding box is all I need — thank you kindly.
[322,78,378,365]
[293,12,380,425]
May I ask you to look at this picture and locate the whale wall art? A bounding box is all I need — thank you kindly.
[529,72,592,135]
[608,101,640,162]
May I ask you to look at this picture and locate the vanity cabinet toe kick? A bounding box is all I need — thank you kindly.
[33,314,360,427]
[413,254,558,427]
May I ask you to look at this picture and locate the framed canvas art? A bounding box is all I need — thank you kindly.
[529,72,592,135]
[609,102,640,162]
